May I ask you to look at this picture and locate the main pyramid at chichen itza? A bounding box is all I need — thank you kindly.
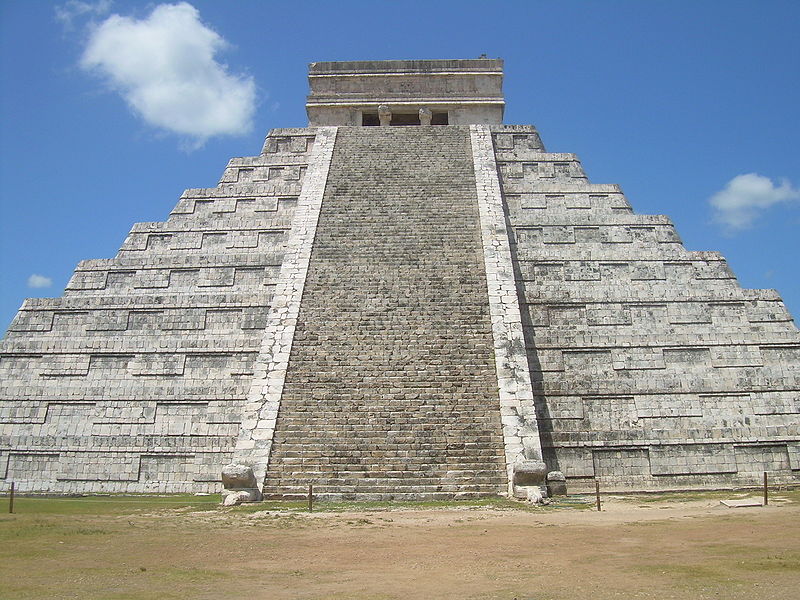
[1,59,798,501]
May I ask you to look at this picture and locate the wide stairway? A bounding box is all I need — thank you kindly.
[261,127,507,500]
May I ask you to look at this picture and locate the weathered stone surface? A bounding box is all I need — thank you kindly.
[0,126,321,495]
[222,464,257,489]
[513,460,547,487]
[231,127,338,488]
[1,59,798,498]
[472,124,543,496]
[524,486,546,505]
[492,122,800,492]
[259,126,507,500]
[419,107,432,126]
[306,59,504,126]
[222,489,259,506]
[546,471,568,496]
[221,464,262,504]
[378,105,391,126]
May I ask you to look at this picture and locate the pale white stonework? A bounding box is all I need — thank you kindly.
[2,59,798,497]
[232,127,337,489]
[470,124,544,496]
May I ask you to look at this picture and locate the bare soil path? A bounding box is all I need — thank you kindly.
[1,491,798,599]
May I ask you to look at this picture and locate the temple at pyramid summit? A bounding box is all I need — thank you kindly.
[1,59,799,501]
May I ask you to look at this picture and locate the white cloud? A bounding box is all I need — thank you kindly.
[709,173,800,232]
[55,0,113,30]
[28,274,53,289]
[80,2,256,146]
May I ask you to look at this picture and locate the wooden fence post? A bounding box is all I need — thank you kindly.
[595,479,601,512]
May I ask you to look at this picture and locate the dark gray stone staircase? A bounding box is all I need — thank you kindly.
[261,127,507,499]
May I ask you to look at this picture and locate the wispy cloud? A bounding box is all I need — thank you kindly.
[55,0,112,31]
[79,2,256,148]
[27,274,53,289]
[710,173,800,232]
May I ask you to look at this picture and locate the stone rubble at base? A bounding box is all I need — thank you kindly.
[1,59,798,499]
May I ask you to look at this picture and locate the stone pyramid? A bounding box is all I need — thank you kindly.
[1,59,798,500]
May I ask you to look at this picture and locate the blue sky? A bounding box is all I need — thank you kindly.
[1,0,799,332]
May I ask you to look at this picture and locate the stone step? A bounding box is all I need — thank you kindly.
[261,126,506,497]
[267,478,503,488]
[262,490,501,501]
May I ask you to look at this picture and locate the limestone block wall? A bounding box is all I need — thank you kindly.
[0,128,322,494]
[470,125,543,495]
[233,127,337,487]
[3,119,797,498]
[492,125,800,491]
[306,59,505,127]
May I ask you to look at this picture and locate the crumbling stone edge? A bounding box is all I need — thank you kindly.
[224,126,338,503]
[470,124,548,502]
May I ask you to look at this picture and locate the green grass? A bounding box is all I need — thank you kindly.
[635,562,735,584]
[0,518,110,538]
[633,549,800,590]
[617,487,800,505]
[619,490,736,503]
[694,542,800,572]
[747,552,800,572]
[0,492,599,523]
[4,486,793,518]
[0,494,219,515]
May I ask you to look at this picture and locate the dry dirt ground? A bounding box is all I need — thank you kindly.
[1,490,799,599]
